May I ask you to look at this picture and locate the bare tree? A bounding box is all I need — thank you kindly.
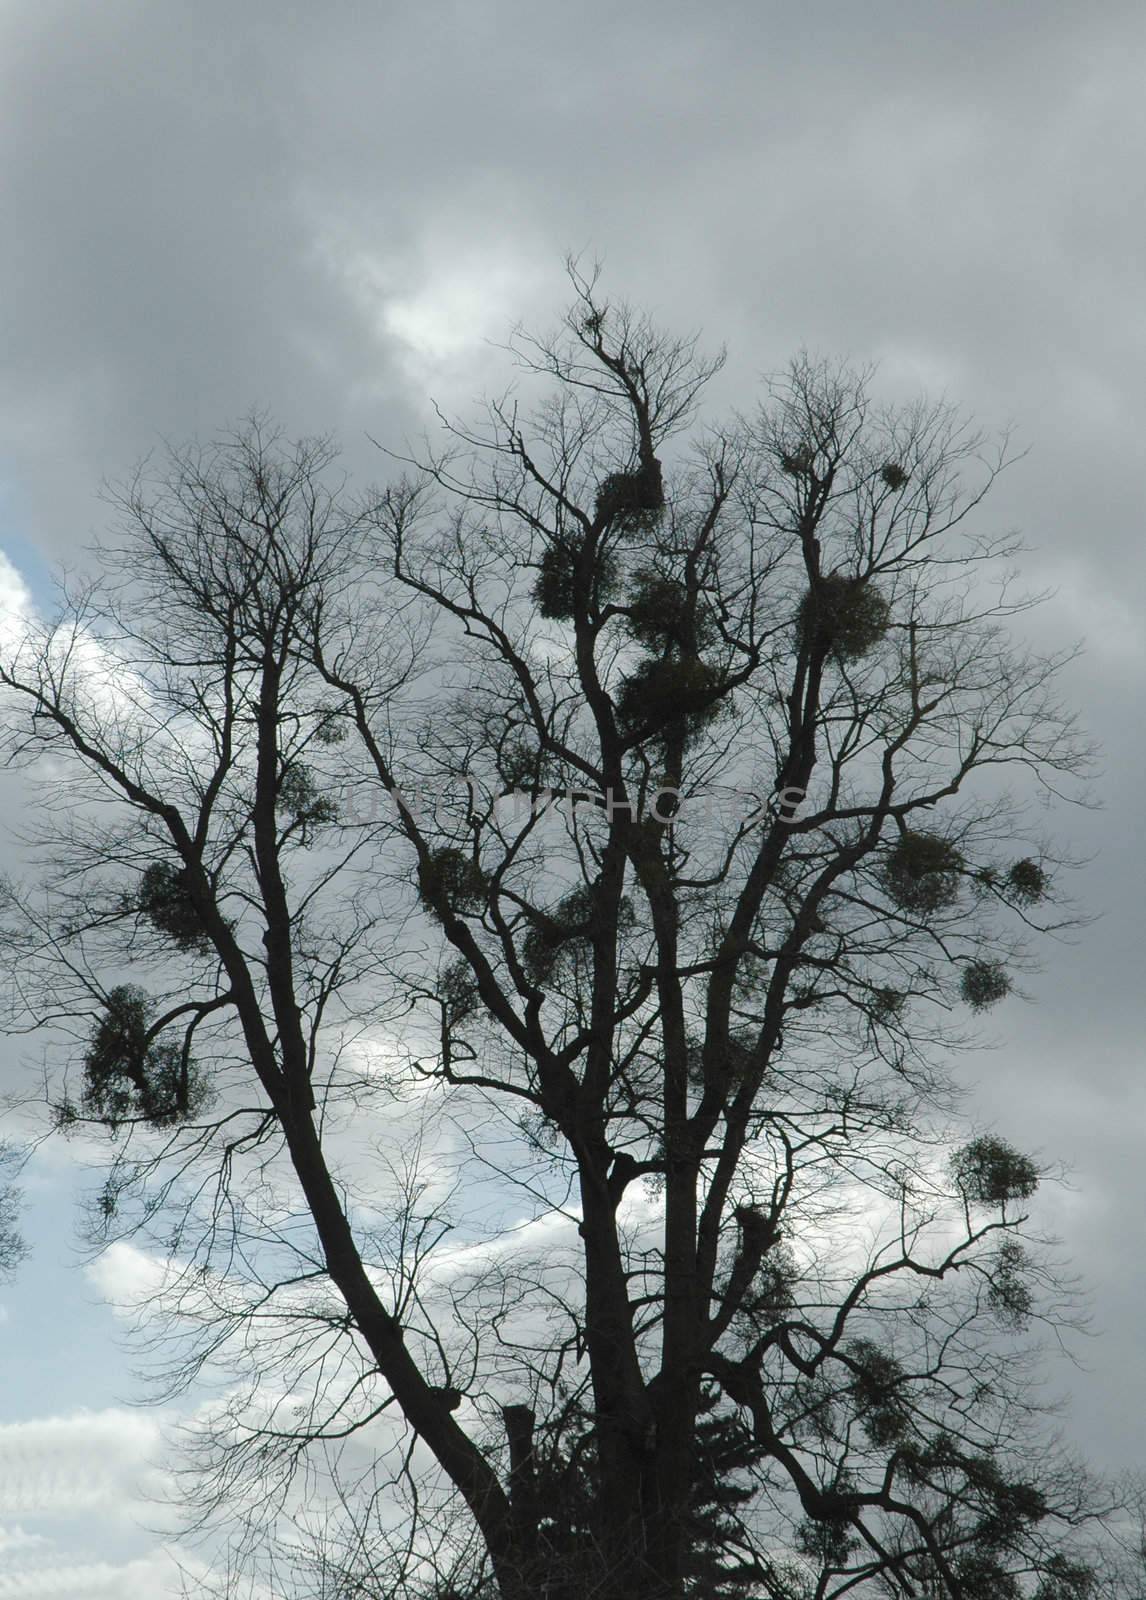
[0,1145,25,1283]
[0,280,1137,1599]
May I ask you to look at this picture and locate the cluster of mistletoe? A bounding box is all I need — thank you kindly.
[73,985,210,1130]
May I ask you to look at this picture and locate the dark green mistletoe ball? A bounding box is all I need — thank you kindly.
[616,654,725,740]
[624,569,716,651]
[534,539,617,620]
[82,985,210,1130]
[797,574,890,661]
[417,848,490,920]
[780,444,815,477]
[960,960,1011,1011]
[951,1136,1038,1206]
[1006,858,1049,904]
[136,862,212,953]
[881,831,964,914]
[594,458,664,527]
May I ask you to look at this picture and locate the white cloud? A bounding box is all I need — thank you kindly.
[383,253,534,365]
[83,1242,167,1316]
[0,552,32,657]
[0,1546,201,1599]
[426,1200,581,1284]
[314,214,554,411]
[0,1531,45,1558]
[0,1411,165,1518]
[0,553,30,617]
[0,1413,190,1599]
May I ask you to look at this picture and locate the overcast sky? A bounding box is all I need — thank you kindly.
[2,1,1145,1593]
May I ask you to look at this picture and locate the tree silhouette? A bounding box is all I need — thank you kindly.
[0,276,1139,1598]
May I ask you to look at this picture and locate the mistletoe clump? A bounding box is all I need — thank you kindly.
[623,569,715,651]
[497,737,543,793]
[417,848,490,921]
[136,862,212,953]
[881,831,965,914]
[987,1239,1035,1329]
[1006,857,1049,904]
[312,705,347,746]
[82,985,210,1129]
[534,541,579,621]
[522,886,594,983]
[796,573,890,661]
[534,538,617,621]
[880,461,910,490]
[870,985,908,1023]
[796,1474,860,1566]
[974,1474,1050,1556]
[846,1339,912,1448]
[1034,1555,1099,1599]
[439,959,480,1025]
[594,457,663,527]
[895,1445,1047,1588]
[521,885,633,984]
[752,1250,798,1322]
[616,654,725,740]
[687,1032,759,1090]
[961,959,1011,1010]
[952,1551,1023,1600]
[951,1136,1039,1207]
[277,764,338,837]
[779,443,815,477]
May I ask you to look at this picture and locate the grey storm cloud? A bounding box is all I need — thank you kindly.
[5,0,1144,551]
[1,0,1144,1584]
